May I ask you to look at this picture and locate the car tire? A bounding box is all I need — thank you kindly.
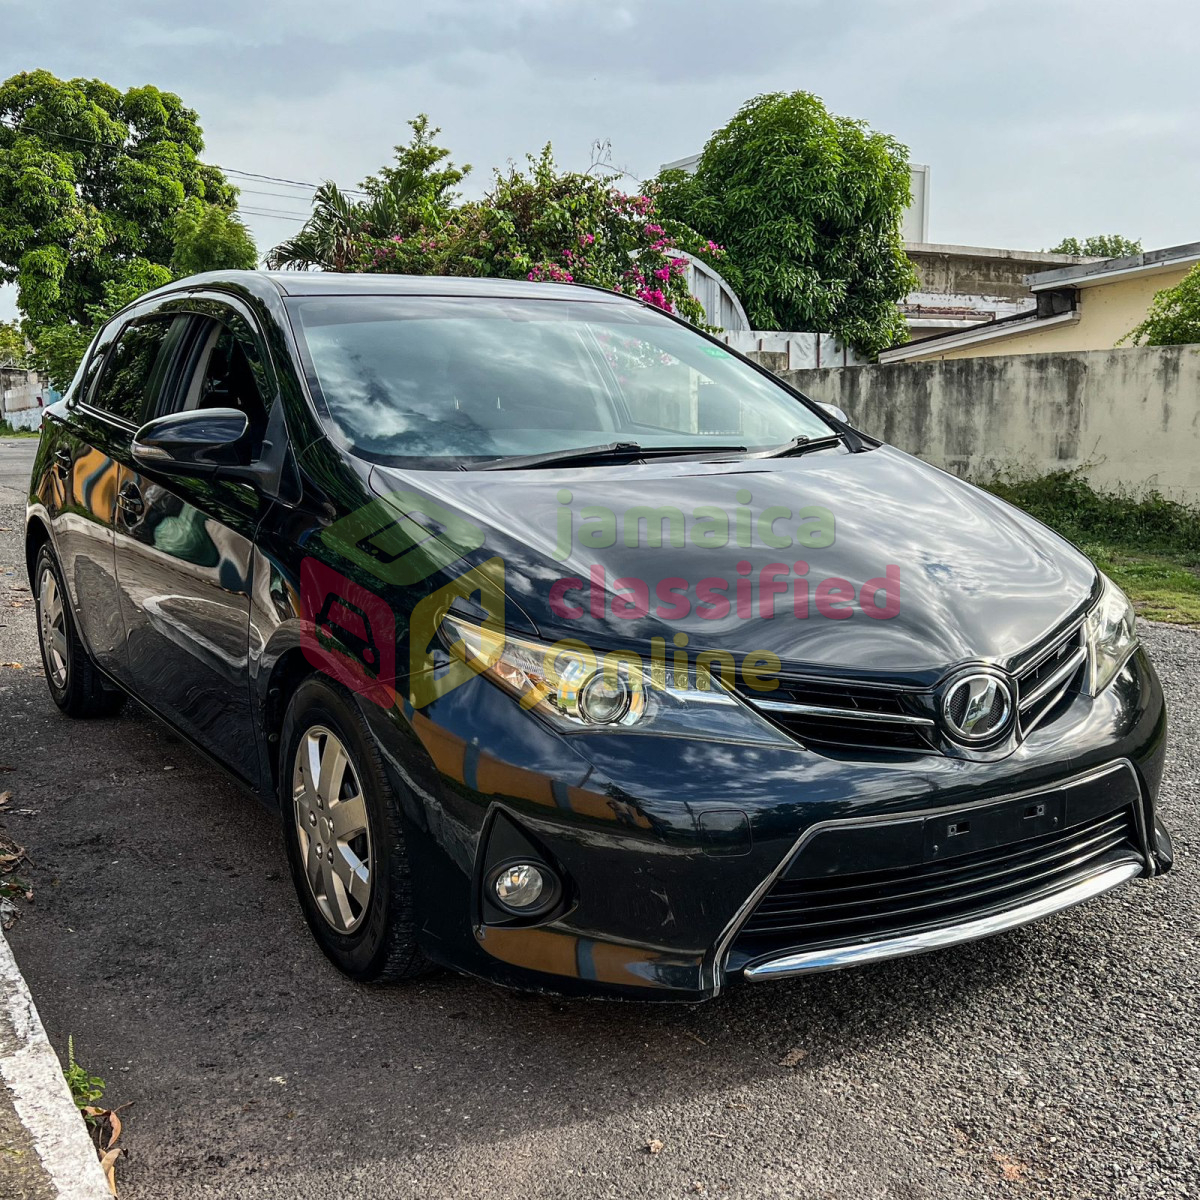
[279,675,428,982]
[33,544,125,719]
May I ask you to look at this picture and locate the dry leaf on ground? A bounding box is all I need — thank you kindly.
[991,1151,1027,1181]
[780,1047,808,1067]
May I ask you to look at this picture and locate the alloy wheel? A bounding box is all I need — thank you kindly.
[38,567,69,691]
[292,725,372,933]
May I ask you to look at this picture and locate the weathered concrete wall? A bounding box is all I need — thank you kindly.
[905,243,1092,304]
[0,369,46,431]
[782,345,1200,502]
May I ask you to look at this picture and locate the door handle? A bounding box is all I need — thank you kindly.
[117,483,145,518]
[53,447,72,474]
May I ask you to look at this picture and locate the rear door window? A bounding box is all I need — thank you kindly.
[88,317,179,424]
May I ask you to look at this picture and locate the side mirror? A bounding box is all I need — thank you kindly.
[132,408,250,478]
[818,401,850,424]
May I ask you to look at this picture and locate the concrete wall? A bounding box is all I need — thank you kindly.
[781,345,1200,502]
[905,243,1092,305]
[0,368,46,430]
[724,330,868,371]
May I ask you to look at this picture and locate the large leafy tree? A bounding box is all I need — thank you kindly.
[267,115,468,271]
[170,198,257,276]
[653,91,917,356]
[1123,264,1200,347]
[1048,234,1142,259]
[0,70,237,329]
[0,319,28,367]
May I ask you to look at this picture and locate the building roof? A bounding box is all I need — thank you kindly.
[905,242,1096,267]
[878,308,1079,363]
[880,240,1199,363]
[1026,241,1200,291]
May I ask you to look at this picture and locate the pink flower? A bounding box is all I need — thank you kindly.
[645,223,664,236]
[578,232,596,246]
[390,235,404,243]
[636,286,673,313]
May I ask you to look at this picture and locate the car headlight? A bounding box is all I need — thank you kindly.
[440,614,795,747]
[1084,573,1138,696]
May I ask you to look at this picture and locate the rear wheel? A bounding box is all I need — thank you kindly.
[279,676,427,982]
[33,544,124,718]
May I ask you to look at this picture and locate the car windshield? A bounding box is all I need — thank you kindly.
[286,294,836,467]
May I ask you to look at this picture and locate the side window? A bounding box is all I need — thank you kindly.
[71,337,111,405]
[176,320,270,455]
[89,317,176,424]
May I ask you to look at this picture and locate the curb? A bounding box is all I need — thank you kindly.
[0,929,111,1200]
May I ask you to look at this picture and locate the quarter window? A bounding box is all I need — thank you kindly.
[89,317,177,423]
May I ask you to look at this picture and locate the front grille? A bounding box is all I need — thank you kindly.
[735,805,1140,951]
[748,679,937,754]
[1016,622,1088,736]
[738,620,1089,757]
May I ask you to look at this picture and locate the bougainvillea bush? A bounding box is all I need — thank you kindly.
[330,145,724,324]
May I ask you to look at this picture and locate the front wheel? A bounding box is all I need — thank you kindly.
[279,676,428,982]
[33,544,124,718]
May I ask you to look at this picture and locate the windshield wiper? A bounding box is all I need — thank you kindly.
[755,429,865,459]
[471,441,748,471]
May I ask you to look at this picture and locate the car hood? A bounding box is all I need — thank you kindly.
[370,445,1097,682]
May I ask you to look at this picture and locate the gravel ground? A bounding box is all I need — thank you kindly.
[1,436,1197,1198]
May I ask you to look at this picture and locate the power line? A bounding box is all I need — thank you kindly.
[0,115,367,198]
[237,186,317,202]
[223,166,366,196]
[237,206,310,220]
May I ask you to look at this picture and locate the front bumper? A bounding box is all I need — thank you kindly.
[370,644,1170,1002]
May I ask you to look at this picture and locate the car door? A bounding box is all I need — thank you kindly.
[113,303,273,782]
[51,315,181,681]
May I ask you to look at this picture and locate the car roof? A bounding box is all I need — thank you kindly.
[166,270,636,305]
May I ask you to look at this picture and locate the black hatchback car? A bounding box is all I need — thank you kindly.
[27,271,1172,1000]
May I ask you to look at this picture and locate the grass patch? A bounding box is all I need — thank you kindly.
[983,469,1200,625]
[0,419,38,438]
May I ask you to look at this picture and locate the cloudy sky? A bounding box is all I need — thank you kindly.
[3,0,1199,321]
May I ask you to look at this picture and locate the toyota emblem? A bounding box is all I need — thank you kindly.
[942,672,1014,742]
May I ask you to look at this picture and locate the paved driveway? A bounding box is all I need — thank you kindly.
[1,436,1197,1198]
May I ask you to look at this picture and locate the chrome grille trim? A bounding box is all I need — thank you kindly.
[1017,616,1086,677]
[1019,645,1087,713]
[741,861,1142,980]
[753,699,936,727]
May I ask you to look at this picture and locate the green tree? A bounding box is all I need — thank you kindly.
[1123,263,1200,346]
[0,319,28,367]
[1048,234,1143,258]
[28,261,171,390]
[170,198,257,276]
[653,91,918,356]
[0,69,236,330]
[267,115,467,271]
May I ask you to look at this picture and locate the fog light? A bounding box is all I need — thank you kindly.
[493,862,547,911]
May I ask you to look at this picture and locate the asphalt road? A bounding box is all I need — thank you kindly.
[1,435,1198,1199]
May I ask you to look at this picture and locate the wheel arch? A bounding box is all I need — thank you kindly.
[25,513,53,586]
[262,644,320,799]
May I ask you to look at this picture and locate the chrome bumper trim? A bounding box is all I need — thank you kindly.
[743,859,1142,981]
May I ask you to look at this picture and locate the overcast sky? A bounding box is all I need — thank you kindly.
[3,0,1199,322]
